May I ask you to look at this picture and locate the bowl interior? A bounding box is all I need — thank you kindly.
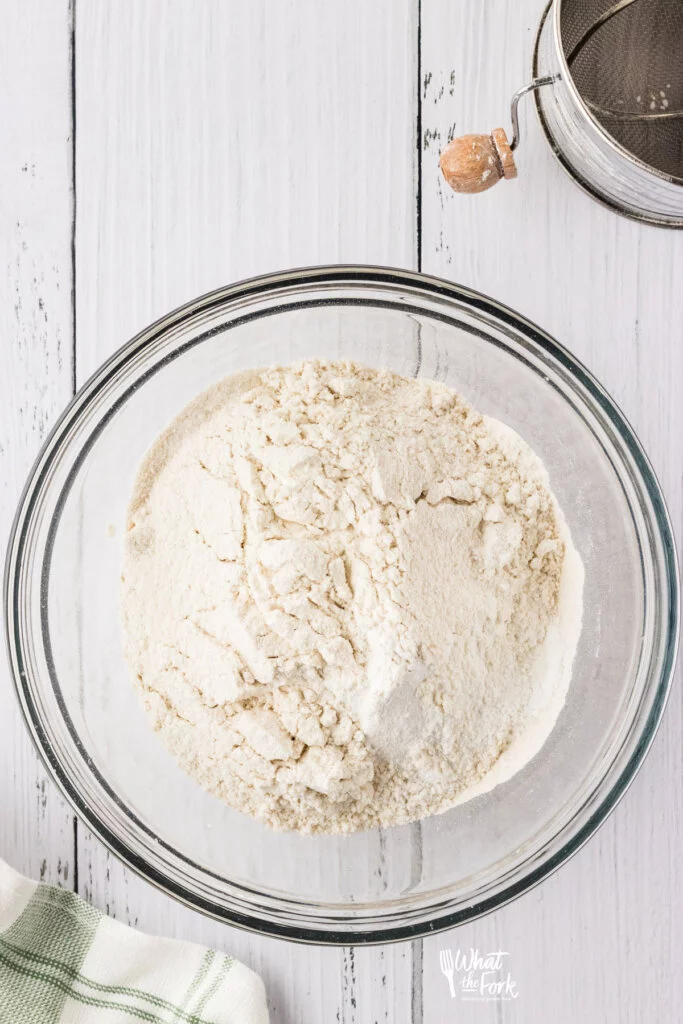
[11,272,674,940]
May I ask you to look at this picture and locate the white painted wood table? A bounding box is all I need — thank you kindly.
[1,1,681,1021]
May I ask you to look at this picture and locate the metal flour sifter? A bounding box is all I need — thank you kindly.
[440,0,683,226]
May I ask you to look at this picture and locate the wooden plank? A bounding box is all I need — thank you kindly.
[420,1,683,1021]
[74,0,418,378]
[0,0,75,887]
[74,1,419,1020]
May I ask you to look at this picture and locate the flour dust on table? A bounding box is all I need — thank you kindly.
[121,360,583,834]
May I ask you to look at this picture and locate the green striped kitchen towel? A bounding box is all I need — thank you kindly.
[0,858,268,1023]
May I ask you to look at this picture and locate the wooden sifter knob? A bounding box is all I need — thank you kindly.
[440,128,517,194]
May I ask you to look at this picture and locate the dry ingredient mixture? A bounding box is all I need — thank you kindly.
[121,360,583,834]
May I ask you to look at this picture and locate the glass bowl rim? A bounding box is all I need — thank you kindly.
[4,264,680,944]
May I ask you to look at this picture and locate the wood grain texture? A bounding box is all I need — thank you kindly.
[421,2,682,1021]
[73,2,419,1022]
[74,0,418,379]
[0,0,75,889]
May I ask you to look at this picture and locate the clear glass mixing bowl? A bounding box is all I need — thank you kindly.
[5,267,678,943]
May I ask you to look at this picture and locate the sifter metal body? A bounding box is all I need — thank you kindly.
[440,0,683,227]
[534,0,683,226]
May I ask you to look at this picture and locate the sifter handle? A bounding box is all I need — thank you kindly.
[439,128,516,194]
[440,75,559,195]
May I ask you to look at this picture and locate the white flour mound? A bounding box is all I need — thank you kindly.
[121,360,583,834]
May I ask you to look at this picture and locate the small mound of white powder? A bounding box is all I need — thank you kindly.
[121,360,583,834]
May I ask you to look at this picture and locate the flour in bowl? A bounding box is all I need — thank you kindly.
[121,360,583,834]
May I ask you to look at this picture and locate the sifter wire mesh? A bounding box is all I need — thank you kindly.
[560,0,683,179]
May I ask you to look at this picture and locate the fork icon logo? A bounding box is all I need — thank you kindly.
[439,948,456,998]
[438,947,519,1001]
